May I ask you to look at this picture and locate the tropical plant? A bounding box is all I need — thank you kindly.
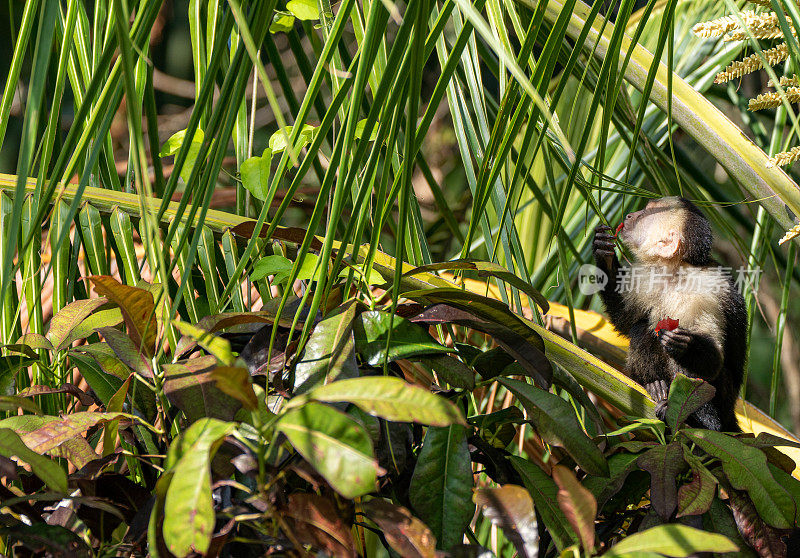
[2,0,800,555]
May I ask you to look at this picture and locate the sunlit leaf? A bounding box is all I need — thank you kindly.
[294,301,359,394]
[46,298,108,350]
[270,12,296,33]
[159,128,205,183]
[601,524,737,557]
[301,376,465,426]
[240,148,273,201]
[277,402,378,498]
[172,320,235,366]
[287,0,319,20]
[163,418,234,557]
[354,310,452,365]
[90,276,157,357]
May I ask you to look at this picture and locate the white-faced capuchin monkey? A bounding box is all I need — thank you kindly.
[592,196,747,432]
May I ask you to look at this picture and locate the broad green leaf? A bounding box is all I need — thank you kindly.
[95,327,152,377]
[302,376,465,426]
[409,425,473,549]
[240,148,273,201]
[90,276,157,357]
[277,402,378,498]
[269,124,316,153]
[159,128,205,183]
[353,310,452,365]
[682,429,795,528]
[286,0,319,20]
[163,418,234,557]
[498,378,608,476]
[0,429,66,492]
[270,12,295,33]
[666,374,715,432]
[509,456,577,551]
[294,301,359,394]
[637,442,685,520]
[47,298,109,351]
[172,320,235,366]
[602,525,737,557]
[419,354,475,390]
[474,485,537,558]
[63,308,123,346]
[553,465,596,552]
[0,355,36,395]
[68,351,125,406]
[354,119,379,141]
[251,254,293,283]
[338,263,385,286]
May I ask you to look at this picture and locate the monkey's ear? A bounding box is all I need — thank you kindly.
[654,229,681,259]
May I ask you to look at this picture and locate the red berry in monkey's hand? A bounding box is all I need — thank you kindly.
[655,318,679,334]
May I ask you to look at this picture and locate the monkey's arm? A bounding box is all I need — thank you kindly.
[659,328,723,380]
[593,225,637,334]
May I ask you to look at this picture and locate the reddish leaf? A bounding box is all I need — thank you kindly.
[615,222,624,235]
[162,356,241,422]
[364,499,436,558]
[283,494,356,557]
[210,366,258,410]
[95,326,152,377]
[553,465,597,552]
[665,374,715,431]
[18,384,94,406]
[47,298,109,350]
[90,276,157,356]
[474,485,538,558]
[677,469,717,518]
[637,442,685,520]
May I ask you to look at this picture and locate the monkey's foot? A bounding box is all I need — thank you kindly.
[644,379,670,421]
[659,327,691,358]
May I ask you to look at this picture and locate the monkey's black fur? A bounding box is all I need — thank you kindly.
[592,197,747,432]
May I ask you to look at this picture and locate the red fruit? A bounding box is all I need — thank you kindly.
[655,318,679,333]
[615,222,624,235]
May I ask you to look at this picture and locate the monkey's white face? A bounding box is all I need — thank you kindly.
[619,198,684,263]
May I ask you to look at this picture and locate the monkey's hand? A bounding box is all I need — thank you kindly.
[644,379,670,421]
[658,327,691,359]
[593,225,617,271]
